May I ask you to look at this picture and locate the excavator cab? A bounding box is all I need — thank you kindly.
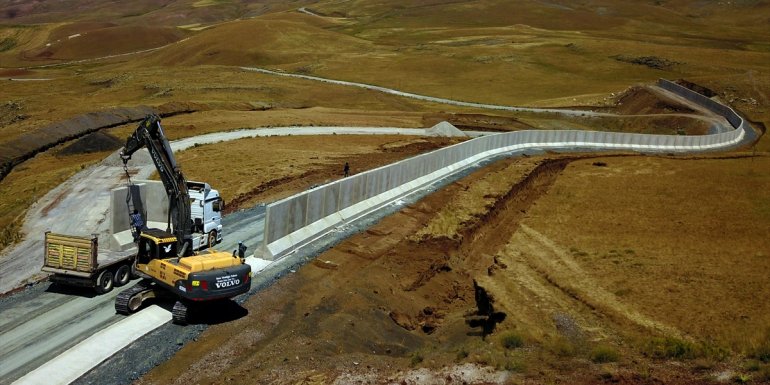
[136,229,178,265]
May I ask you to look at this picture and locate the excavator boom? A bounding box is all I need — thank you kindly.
[120,114,193,256]
[115,114,250,325]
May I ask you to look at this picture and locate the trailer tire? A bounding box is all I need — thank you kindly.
[95,270,114,294]
[207,231,217,249]
[114,265,131,287]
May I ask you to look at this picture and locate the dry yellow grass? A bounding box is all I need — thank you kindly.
[521,155,770,350]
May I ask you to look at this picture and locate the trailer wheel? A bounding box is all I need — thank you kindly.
[207,231,217,249]
[94,270,114,294]
[113,265,131,287]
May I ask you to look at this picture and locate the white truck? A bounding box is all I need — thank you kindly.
[42,180,225,294]
[187,180,224,250]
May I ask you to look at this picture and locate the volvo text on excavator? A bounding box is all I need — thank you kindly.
[114,114,251,325]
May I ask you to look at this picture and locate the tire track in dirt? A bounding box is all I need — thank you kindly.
[392,157,573,337]
[443,153,685,339]
[513,224,686,338]
[437,153,686,340]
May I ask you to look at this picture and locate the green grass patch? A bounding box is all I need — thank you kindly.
[502,358,526,372]
[644,337,699,359]
[749,329,770,363]
[642,337,727,360]
[0,37,17,52]
[500,331,525,350]
[745,360,761,372]
[590,345,620,363]
[409,351,424,366]
[546,336,579,357]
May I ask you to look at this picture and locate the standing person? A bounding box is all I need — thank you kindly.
[130,209,144,242]
[343,162,350,177]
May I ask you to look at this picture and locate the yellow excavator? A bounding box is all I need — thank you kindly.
[114,115,251,325]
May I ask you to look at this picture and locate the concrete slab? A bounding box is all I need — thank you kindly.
[244,255,271,274]
[12,305,171,385]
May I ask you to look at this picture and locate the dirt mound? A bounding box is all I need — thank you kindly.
[57,131,123,156]
[612,55,679,70]
[0,102,204,183]
[426,121,467,137]
[674,79,717,97]
[423,112,535,132]
[614,85,695,115]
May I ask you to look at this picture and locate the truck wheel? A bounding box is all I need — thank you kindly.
[207,231,217,249]
[113,265,131,287]
[130,262,141,279]
[95,270,114,294]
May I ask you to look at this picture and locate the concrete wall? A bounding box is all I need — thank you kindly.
[109,180,169,250]
[256,79,749,260]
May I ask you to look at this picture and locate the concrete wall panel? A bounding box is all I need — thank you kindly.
[305,188,330,225]
[265,199,291,243]
[258,79,749,260]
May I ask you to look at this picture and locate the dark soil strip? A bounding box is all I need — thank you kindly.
[223,171,315,215]
[0,101,206,183]
[457,157,572,257]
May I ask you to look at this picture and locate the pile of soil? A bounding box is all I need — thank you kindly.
[57,131,123,156]
[422,112,535,132]
[614,85,696,115]
[612,55,679,70]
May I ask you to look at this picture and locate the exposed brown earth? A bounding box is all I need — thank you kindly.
[137,152,770,385]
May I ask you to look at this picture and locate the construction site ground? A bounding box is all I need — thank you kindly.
[124,150,770,385]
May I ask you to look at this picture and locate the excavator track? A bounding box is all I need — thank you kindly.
[115,280,153,315]
[172,300,189,325]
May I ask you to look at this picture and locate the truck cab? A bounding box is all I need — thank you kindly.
[187,181,224,249]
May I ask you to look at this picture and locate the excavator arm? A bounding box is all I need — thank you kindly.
[120,114,193,257]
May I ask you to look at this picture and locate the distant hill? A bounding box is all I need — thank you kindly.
[0,0,305,25]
